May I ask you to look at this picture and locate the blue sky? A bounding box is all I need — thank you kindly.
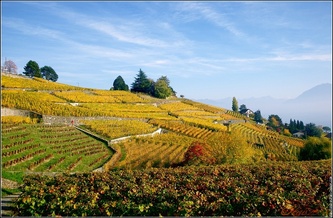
[1,1,332,100]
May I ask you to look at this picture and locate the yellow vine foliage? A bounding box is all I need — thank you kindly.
[1,116,37,124]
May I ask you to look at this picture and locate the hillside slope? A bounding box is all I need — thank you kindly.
[1,73,304,173]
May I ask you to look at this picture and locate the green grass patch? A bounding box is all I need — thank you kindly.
[2,171,24,184]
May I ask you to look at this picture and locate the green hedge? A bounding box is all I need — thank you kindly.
[15,160,331,216]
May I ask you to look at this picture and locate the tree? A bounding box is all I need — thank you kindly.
[40,66,58,82]
[182,141,215,166]
[23,60,41,78]
[158,75,176,96]
[239,104,247,112]
[3,59,18,74]
[131,69,151,94]
[254,110,263,123]
[207,131,264,164]
[322,126,331,133]
[289,119,296,133]
[267,114,283,132]
[299,137,331,160]
[232,97,238,112]
[299,121,304,130]
[153,77,172,99]
[112,75,129,91]
[305,123,323,137]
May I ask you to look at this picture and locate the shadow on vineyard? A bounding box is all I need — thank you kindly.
[1,73,332,216]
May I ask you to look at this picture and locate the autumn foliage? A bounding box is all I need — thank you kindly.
[183,141,215,165]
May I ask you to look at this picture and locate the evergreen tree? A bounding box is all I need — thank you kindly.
[131,69,151,94]
[239,104,247,112]
[305,123,323,137]
[232,97,238,112]
[289,119,296,133]
[23,60,41,78]
[112,75,129,91]
[296,120,300,130]
[254,110,263,123]
[299,121,304,130]
[40,66,58,82]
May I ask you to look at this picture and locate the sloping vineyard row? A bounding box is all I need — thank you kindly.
[181,99,227,114]
[80,103,164,112]
[225,110,248,119]
[1,124,112,172]
[1,91,111,117]
[115,132,195,169]
[81,119,158,140]
[172,110,221,118]
[231,123,300,161]
[53,91,120,103]
[93,90,149,103]
[79,103,172,119]
[2,74,86,91]
[158,101,204,112]
[148,119,216,140]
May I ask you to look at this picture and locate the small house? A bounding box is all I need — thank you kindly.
[240,109,253,118]
[293,131,304,138]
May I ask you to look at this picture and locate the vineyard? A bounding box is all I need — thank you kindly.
[1,74,307,168]
[81,119,158,140]
[1,73,330,216]
[1,74,86,91]
[14,160,331,216]
[1,123,112,172]
[114,132,196,169]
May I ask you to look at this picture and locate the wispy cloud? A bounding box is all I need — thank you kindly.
[42,3,188,49]
[175,2,246,38]
[2,18,64,40]
[3,18,136,60]
[221,53,332,62]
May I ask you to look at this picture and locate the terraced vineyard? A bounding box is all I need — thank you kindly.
[148,119,217,140]
[1,123,112,172]
[1,74,86,91]
[231,122,303,161]
[79,103,171,119]
[2,73,331,217]
[81,119,158,139]
[114,132,196,169]
[1,73,306,169]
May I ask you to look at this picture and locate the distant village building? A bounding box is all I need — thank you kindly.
[240,109,253,118]
[293,131,304,138]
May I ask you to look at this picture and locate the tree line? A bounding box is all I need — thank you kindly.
[232,96,331,161]
[111,69,176,99]
[231,96,331,138]
[1,59,58,82]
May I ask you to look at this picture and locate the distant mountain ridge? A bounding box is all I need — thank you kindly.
[195,83,332,127]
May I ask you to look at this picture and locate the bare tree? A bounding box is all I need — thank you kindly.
[3,59,18,74]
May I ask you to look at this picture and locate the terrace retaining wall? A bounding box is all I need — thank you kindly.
[42,115,149,125]
[1,107,42,119]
